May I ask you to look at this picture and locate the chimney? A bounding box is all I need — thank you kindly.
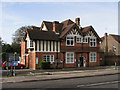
[52,21,59,32]
[105,33,108,54]
[75,18,80,26]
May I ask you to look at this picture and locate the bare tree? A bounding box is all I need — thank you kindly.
[12,26,33,44]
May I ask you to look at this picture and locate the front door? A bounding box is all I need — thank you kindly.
[78,56,85,67]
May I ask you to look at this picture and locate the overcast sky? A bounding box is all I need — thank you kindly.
[1,2,118,44]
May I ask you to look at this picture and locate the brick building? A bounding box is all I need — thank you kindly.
[100,33,120,65]
[21,18,102,70]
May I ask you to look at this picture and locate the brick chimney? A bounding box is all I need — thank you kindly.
[105,33,108,54]
[75,18,80,26]
[53,21,59,32]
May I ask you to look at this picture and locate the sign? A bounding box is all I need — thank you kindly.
[12,61,18,66]
[14,52,17,54]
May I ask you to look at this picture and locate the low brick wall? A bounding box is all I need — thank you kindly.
[105,55,120,65]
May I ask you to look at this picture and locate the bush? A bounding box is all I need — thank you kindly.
[39,61,51,69]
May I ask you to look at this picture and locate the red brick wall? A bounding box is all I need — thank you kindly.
[28,52,36,70]
[89,53,100,66]
[35,52,61,68]
[21,40,26,65]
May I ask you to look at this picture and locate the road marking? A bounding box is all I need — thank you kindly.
[77,81,120,87]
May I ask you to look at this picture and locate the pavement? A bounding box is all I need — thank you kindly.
[1,66,120,83]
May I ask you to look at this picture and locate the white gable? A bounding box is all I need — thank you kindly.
[42,24,47,31]
[87,31,95,37]
[67,28,80,36]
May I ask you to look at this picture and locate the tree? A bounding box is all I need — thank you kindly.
[11,42,21,55]
[2,43,12,62]
[12,26,32,44]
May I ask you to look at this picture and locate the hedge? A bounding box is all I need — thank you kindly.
[39,61,51,69]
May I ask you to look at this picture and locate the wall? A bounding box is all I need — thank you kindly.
[105,55,120,65]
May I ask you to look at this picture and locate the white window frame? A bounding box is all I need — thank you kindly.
[83,36,88,43]
[66,52,74,64]
[89,37,96,47]
[76,36,82,43]
[89,52,97,62]
[66,35,74,46]
[43,55,54,63]
[112,45,116,52]
[76,36,88,43]
[36,57,38,64]
[30,40,33,47]
[27,39,34,48]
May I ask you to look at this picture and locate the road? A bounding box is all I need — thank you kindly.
[2,74,119,89]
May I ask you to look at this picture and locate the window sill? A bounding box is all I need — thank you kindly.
[66,62,74,64]
[27,47,34,49]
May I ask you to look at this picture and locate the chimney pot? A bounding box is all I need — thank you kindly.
[75,18,80,26]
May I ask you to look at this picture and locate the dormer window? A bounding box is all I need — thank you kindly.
[66,35,74,46]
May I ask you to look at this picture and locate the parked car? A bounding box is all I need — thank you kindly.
[2,61,25,69]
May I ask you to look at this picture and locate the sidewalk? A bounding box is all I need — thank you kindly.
[2,67,120,83]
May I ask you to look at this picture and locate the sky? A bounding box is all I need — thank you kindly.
[0,1,118,44]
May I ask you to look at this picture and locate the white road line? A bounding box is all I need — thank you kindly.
[77,81,120,87]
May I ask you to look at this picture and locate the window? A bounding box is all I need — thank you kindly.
[27,39,33,48]
[83,37,88,43]
[66,36,74,46]
[36,57,38,64]
[43,55,54,63]
[76,36,88,43]
[112,45,116,52]
[30,40,33,47]
[76,36,82,43]
[90,52,96,62]
[90,37,96,47]
[66,52,74,63]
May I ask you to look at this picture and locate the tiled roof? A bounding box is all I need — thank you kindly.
[27,29,59,41]
[110,34,120,43]
[24,19,100,41]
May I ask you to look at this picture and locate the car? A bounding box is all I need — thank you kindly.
[2,61,25,69]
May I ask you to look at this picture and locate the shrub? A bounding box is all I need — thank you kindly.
[39,61,51,69]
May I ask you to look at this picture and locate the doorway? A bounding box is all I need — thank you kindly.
[78,56,85,67]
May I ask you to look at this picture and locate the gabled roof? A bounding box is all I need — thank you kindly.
[61,19,74,30]
[24,28,59,41]
[110,34,120,43]
[59,23,83,39]
[82,26,101,40]
[23,18,100,41]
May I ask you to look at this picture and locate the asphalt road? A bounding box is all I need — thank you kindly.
[2,74,120,89]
